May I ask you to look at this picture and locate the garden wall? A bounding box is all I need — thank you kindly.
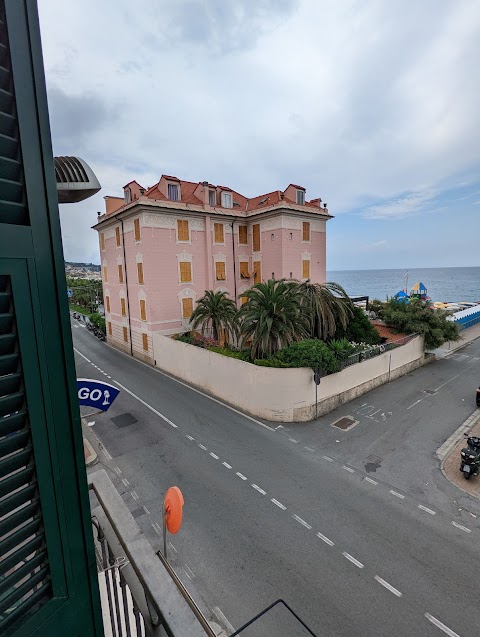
[152,334,425,422]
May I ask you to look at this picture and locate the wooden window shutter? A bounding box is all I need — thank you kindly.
[177,219,189,241]
[134,218,141,241]
[302,260,310,279]
[108,321,112,335]
[253,261,261,284]
[123,326,128,342]
[140,299,146,321]
[103,266,108,283]
[253,224,260,252]
[239,225,248,244]
[241,296,248,305]
[303,222,310,241]
[240,262,249,278]
[182,297,193,318]
[115,226,121,246]
[214,223,224,243]
[215,261,226,280]
[100,232,105,250]
[118,264,123,283]
[137,262,144,284]
[142,333,149,351]
[180,261,192,282]
[121,297,126,316]
[105,296,110,313]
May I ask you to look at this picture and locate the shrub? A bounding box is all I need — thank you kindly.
[208,346,250,361]
[88,312,106,334]
[254,358,292,368]
[335,305,381,345]
[276,339,339,373]
[327,338,355,360]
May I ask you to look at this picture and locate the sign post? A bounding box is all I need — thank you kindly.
[313,368,322,420]
[77,378,120,417]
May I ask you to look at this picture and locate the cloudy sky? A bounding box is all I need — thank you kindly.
[38,0,480,271]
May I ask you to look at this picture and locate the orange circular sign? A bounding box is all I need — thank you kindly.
[164,486,184,534]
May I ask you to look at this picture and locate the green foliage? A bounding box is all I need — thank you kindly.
[208,346,250,361]
[89,312,106,334]
[190,290,238,343]
[327,338,355,360]
[368,299,385,317]
[254,358,292,368]
[276,339,340,373]
[238,279,311,359]
[335,306,381,345]
[381,298,460,349]
[295,280,354,340]
[66,276,103,312]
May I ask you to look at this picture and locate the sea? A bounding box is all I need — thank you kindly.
[326,266,480,304]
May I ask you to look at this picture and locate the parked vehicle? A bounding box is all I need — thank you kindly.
[476,386,480,407]
[460,434,480,479]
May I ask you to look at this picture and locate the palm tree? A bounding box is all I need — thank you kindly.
[190,290,238,343]
[238,279,311,359]
[296,280,353,340]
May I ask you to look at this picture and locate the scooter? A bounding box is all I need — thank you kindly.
[460,434,480,480]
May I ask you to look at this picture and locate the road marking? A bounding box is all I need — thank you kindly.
[275,425,284,430]
[113,380,179,428]
[186,435,194,441]
[288,438,298,443]
[209,452,219,459]
[390,490,405,499]
[198,444,207,450]
[236,472,247,480]
[342,465,354,473]
[143,506,150,515]
[425,613,460,637]
[74,324,79,328]
[271,499,286,510]
[364,477,378,485]
[323,455,333,462]
[342,552,364,568]
[407,399,423,410]
[102,447,112,460]
[122,478,130,487]
[292,514,312,529]
[131,491,139,501]
[151,522,161,535]
[212,607,235,633]
[451,521,471,533]
[107,375,111,379]
[184,564,195,579]
[374,576,402,597]
[168,542,177,554]
[252,484,266,495]
[222,462,232,469]
[418,505,435,515]
[74,348,91,363]
[114,467,121,475]
[317,532,334,546]
[305,446,315,452]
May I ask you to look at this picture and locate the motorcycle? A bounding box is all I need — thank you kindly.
[460,434,480,480]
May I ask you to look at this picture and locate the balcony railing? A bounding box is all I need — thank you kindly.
[88,469,214,637]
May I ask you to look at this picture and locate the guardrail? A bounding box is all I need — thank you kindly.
[339,334,415,370]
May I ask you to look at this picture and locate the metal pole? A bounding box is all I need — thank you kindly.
[315,383,318,419]
[163,510,167,561]
[388,353,392,383]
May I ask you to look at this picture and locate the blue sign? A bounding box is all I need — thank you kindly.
[77,378,120,412]
[67,289,73,298]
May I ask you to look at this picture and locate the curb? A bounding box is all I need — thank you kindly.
[83,435,98,466]
[436,409,480,461]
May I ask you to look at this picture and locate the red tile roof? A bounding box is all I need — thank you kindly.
[371,321,408,343]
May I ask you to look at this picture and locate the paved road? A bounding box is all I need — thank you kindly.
[73,320,480,636]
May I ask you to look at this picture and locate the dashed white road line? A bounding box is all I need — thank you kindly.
[451,521,471,533]
[418,505,435,515]
[425,613,460,637]
[407,399,423,410]
[374,575,402,597]
[252,484,266,495]
[342,465,354,473]
[73,347,90,362]
[122,478,130,487]
[390,490,405,499]
[288,438,298,443]
[151,522,161,535]
[317,532,334,546]
[186,435,194,441]
[209,452,219,459]
[236,472,247,480]
[222,462,232,469]
[198,444,207,450]
[131,491,139,501]
[343,552,364,568]
[168,541,177,554]
[184,564,195,580]
[107,375,111,379]
[212,607,235,633]
[364,477,378,485]
[271,499,286,510]
[113,380,179,428]
[323,455,334,462]
[114,467,121,475]
[305,446,315,452]
[292,514,312,530]
[102,447,112,461]
[143,506,150,515]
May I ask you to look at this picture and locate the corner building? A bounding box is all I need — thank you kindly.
[94,174,332,363]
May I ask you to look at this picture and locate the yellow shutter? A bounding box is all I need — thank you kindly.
[253,261,261,284]
[216,261,226,280]
[241,295,248,305]
[214,223,224,243]
[100,233,105,251]
[118,264,123,283]
[177,219,189,241]
[108,321,112,335]
[106,296,110,313]
[180,261,192,282]
[140,299,146,321]
[123,326,128,342]
[240,262,249,278]
[115,226,121,246]
[142,333,149,351]
[253,224,260,252]
[303,222,310,241]
[302,260,310,279]
[239,225,248,244]
[137,262,144,284]
[103,266,108,283]
[182,297,193,318]
[121,298,126,316]
[134,218,141,241]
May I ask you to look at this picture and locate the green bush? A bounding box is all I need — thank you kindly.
[276,339,339,373]
[208,346,250,361]
[335,306,381,345]
[254,358,291,368]
[327,338,354,360]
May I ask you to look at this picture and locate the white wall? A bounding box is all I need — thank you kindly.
[153,335,425,422]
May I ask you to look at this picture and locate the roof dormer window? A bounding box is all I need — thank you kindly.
[124,188,131,204]
[209,190,216,206]
[168,183,179,201]
[221,192,232,208]
[296,189,305,205]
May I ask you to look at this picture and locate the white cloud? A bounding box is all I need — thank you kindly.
[362,191,437,220]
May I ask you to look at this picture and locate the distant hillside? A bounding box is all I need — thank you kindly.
[65,261,100,272]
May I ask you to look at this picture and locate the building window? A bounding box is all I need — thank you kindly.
[238,225,248,244]
[240,261,249,279]
[108,321,112,336]
[221,192,232,208]
[123,326,128,342]
[272,272,275,279]
[302,259,310,279]
[168,183,179,201]
[180,261,192,283]
[182,297,193,319]
[134,218,141,241]
[289,232,293,240]
[271,233,274,240]
[209,190,216,206]
[142,333,149,351]
[125,189,131,204]
[137,262,144,285]
[253,261,261,284]
[302,222,310,242]
[241,295,248,305]
[115,226,121,247]
[121,297,126,316]
[214,223,224,243]
[140,299,147,321]
[253,224,260,252]
[296,190,305,205]
[100,233,105,251]
[215,261,226,281]
[289,272,293,279]
[103,266,108,282]
[105,296,110,313]
[118,264,124,283]
[177,219,189,242]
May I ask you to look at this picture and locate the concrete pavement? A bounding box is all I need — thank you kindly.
[440,409,480,498]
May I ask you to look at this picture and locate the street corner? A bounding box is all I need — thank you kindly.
[440,411,480,499]
[83,436,98,467]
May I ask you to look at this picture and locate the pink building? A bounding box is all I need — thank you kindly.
[94,174,333,363]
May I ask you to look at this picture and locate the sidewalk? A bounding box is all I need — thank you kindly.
[82,417,98,466]
[438,409,480,498]
[431,321,480,358]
